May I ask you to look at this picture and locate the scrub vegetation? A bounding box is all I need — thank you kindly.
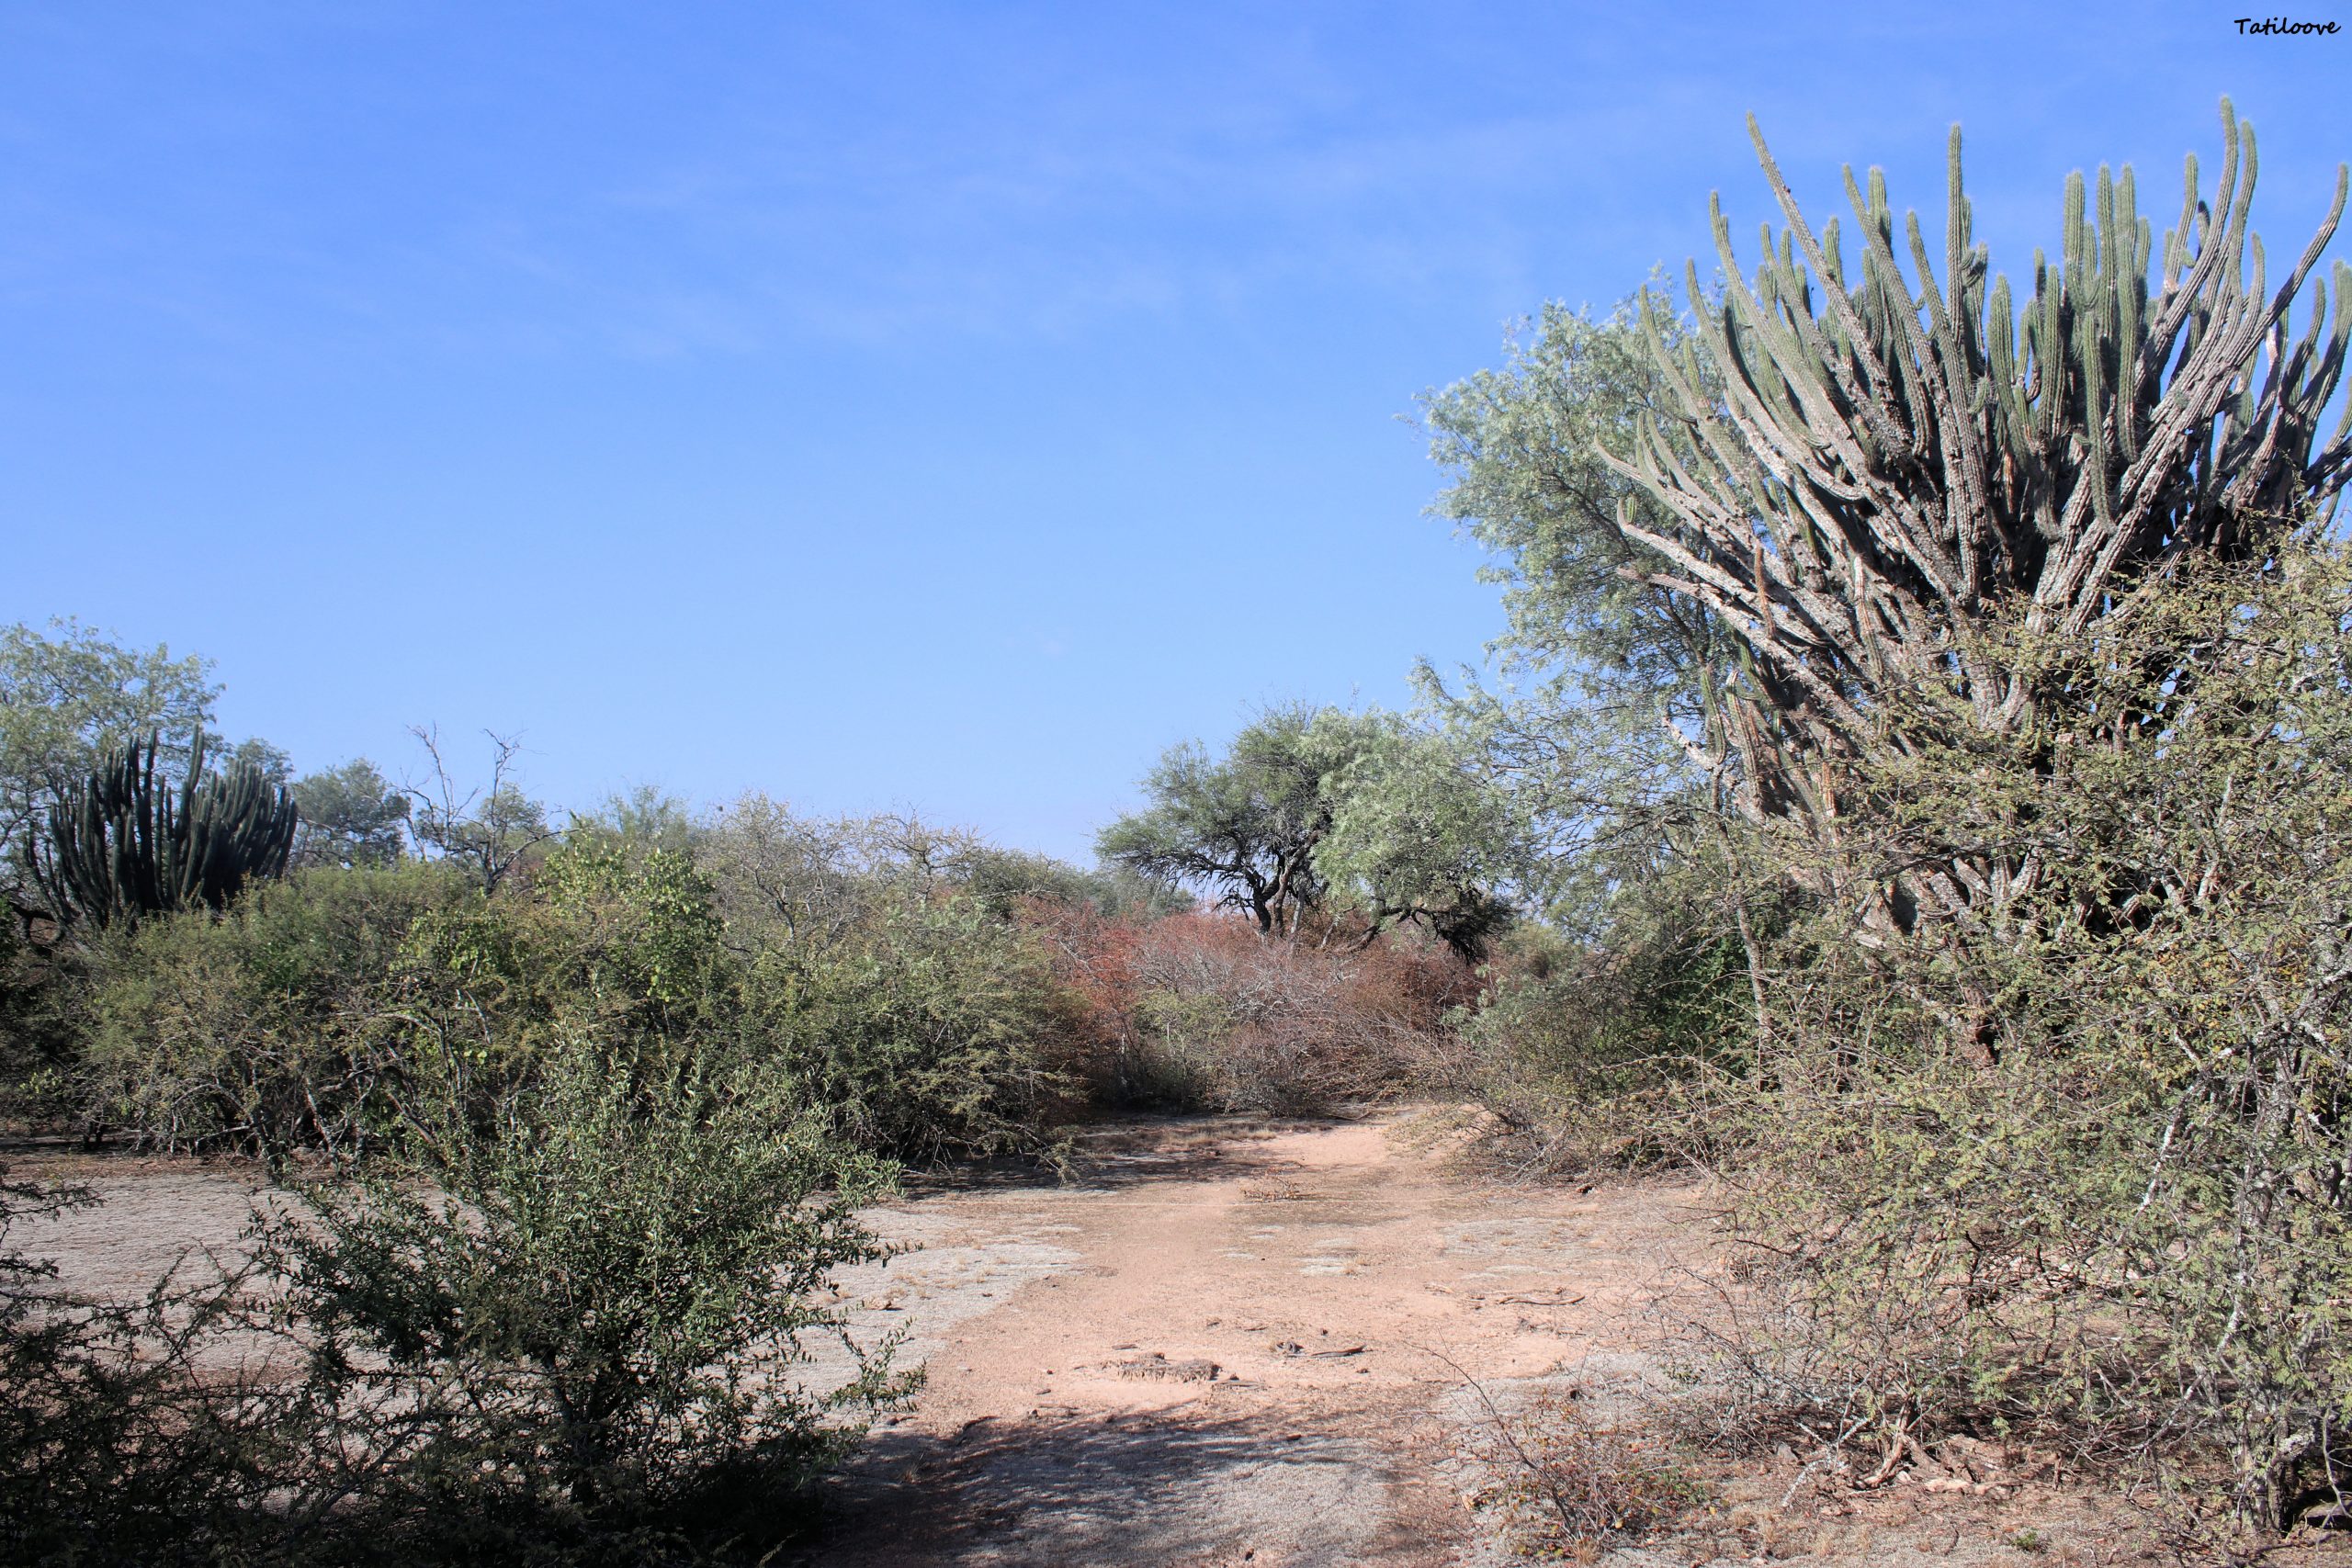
[4,99,2349,1561]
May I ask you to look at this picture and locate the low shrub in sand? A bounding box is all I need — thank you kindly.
[0,1041,909,1566]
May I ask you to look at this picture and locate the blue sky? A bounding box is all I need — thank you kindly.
[2,2,2344,860]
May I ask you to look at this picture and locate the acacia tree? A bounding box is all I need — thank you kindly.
[1098,707,1341,937]
[1102,706,1516,955]
[1317,721,1521,960]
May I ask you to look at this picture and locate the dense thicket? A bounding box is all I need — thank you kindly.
[1735,540,2352,1525]
[1428,104,2352,1533]
[83,820,1093,1165]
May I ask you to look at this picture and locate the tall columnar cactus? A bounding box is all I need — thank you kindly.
[40,730,299,927]
[1610,100,2350,846]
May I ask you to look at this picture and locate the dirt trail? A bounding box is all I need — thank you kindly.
[10,1117,2207,1566]
[12,1113,1690,1565]
[798,1113,1692,1568]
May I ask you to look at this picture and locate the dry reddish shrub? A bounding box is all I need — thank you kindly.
[1013,899,1480,1116]
[1100,913,1472,1113]
[1010,897,1144,1099]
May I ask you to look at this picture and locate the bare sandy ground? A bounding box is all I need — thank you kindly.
[5,1151,275,1299]
[786,1117,2194,1568]
[796,1114,1695,1568]
[9,1116,2322,1566]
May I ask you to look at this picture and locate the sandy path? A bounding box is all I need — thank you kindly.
[798,1114,1693,1568]
[7,1122,2196,1566]
[6,1117,1700,1566]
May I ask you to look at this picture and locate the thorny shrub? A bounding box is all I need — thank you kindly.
[1463,1380,1706,1561]
[81,829,1083,1167]
[1444,859,1761,1174]
[0,1043,910,1567]
[743,886,1080,1164]
[81,861,476,1157]
[0,1169,313,1567]
[1697,536,2352,1533]
[1067,911,1476,1114]
[252,1040,910,1561]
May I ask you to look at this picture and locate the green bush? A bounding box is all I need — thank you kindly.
[0,1044,910,1565]
[253,1041,910,1562]
[386,837,739,1071]
[0,916,86,1127]
[83,861,476,1156]
[1450,859,1759,1172]
[85,823,1086,1167]
[80,841,751,1160]
[747,888,1076,1163]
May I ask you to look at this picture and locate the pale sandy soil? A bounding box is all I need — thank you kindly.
[796,1114,1692,1568]
[11,1116,2336,1567]
[783,1116,2203,1568]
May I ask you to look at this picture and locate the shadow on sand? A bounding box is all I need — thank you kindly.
[803,1405,1381,1566]
[896,1113,1353,1200]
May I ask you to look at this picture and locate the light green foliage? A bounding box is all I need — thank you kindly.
[1417,298,1735,938]
[1102,705,1513,952]
[1423,293,1724,723]
[747,886,1075,1164]
[590,784,701,855]
[1315,717,1520,959]
[85,862,478,1155]
[86,841,731,1156]
[253,1043,906,1558]
[291,759,409,869]
[91,807,1081,1167]
[0,621,219,896]
[535,839,729,1024]
[697,795,1144,942]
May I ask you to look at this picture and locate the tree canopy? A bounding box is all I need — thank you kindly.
[1100,705,1517,957]
[291,760,411,871]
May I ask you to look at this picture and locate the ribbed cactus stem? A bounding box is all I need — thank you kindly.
[40,729,298,928]
[1600,100,2352,840]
